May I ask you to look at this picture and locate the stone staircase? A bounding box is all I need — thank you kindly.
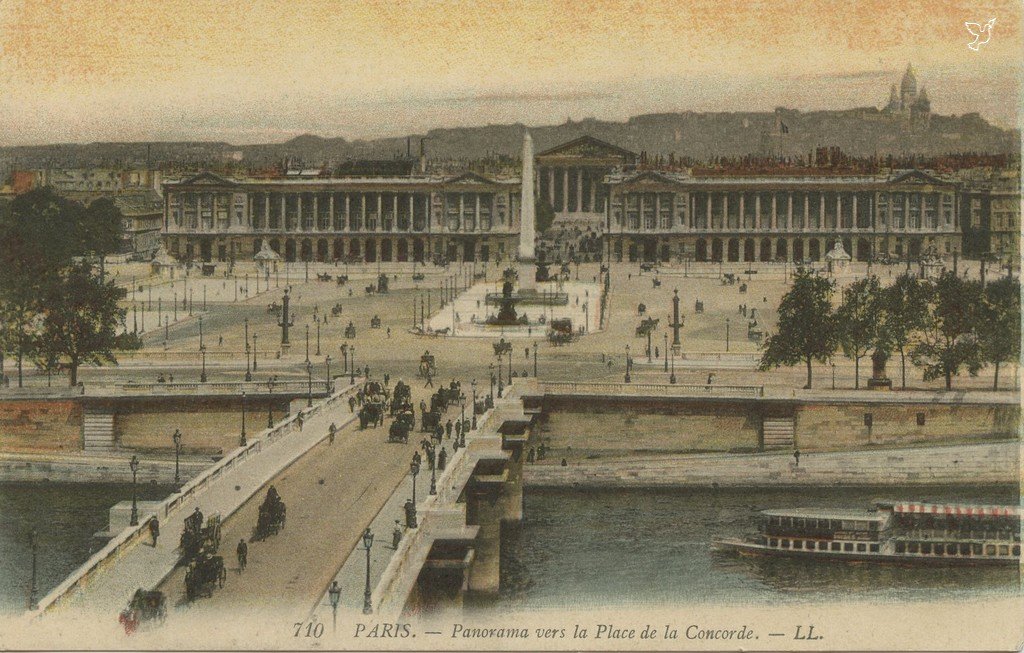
[762,417,795,449]
[82,410,116,452]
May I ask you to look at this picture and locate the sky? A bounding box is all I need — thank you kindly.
[0,0,1020,146]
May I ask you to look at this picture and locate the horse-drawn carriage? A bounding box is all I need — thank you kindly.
[418,352,436,378]
[389,410,413,443]
[118,589,166,632]
[335,275,349,286]
[253,486,286,541]
[316,272,333,282]
[547,318,575,346]
[330,302,343,317]
[640,262,657,273]
[412,272,425,281]
[184,552,226,601]
[637,303,646,315]
[370,315,382,329]
[344,322,357,339]
[636,317,660,337]
[366,273,390,295]
[390,381,412,416]
[267,302,282,317]
[179,510,221,565]
[694,300,704,314]
[421,407,441,433]
[358,380,388,429]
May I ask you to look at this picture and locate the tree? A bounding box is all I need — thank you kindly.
[759,268,837,389]
[836,275,880,389]
[536,200,555,235]
[81,197,125,277]
[877,273,931,389]
[0,188,83,386]
[910,271,983,390]
[33,262,130,386]
[977,276,1020,390]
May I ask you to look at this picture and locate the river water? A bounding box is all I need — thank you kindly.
[0,482,173,613]
[497,485,1019,610]
[0,483,1016,615]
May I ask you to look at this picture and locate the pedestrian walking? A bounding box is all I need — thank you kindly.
[438,447,447,471]
[707,373,715,386]
[445,419,453,439]
[387,327,391,338]
[425,371,434,388]
[793,449,801,467]
[349,396,356,413]
[384,373,390,387]
[236,539,248,570]
[296,413,304,431]
[392,520,403,549]
[149,517,160,547]
[328,422,337,444]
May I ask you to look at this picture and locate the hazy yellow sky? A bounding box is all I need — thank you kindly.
[0,0,1020,145]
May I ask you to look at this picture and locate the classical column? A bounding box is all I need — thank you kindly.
[904,194,911,232]
[474,194,481,233]
[852,194,858,230]
[654,194,661,232]
[738,194,745,231]
[458,194,465,233]
[835,194,842,231]
[408,195,414,231]
[562,169,569,212]
[576,168,584,214]
[265,192,271,228]
[803,194,810,232]
[313,195,319,231]
[754,194,761,231]
[548,169,555,205]
[770,194,777,230]
[344,195,351,231]
[296,194,303,232]
[589,171,596,213]
[706,193,712,230]
[722,194,729,230]
[329,194,335,231]
[280,195,286,231]
[392,194,399,231]
[818,194,825,231]
[787,192,793,231]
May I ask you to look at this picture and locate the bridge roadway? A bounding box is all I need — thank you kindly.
[151,383,461,623]
[30,379,466,644]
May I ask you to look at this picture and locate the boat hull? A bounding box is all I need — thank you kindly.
[713,539,1019,567]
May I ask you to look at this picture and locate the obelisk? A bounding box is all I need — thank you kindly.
[518,131,537,290]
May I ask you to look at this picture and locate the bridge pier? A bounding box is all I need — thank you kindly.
[408,539,475,616]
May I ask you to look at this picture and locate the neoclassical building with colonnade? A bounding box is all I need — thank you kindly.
[161,171,521,265]
[603,168,961,264]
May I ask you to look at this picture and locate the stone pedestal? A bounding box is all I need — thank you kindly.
[867,350,892,390]
[518,259,536,291]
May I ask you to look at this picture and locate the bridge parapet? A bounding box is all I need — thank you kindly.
[540,380,765,398]
[30,381,359,617]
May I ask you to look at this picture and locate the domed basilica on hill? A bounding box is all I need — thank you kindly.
[884,63,931,129]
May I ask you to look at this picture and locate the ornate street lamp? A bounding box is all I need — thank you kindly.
[497,354,504,398]
[362,528,374,614]
[315,315,322,356]
[533,342,538,377]
[244,318,252,381]
[407,454,420,528]
[350,346,356,385]
[507,348,512,385]
[725,318,731,353]
[129,455,140,526]
[325,355,332,393]
[305,324,311,364]
[664,333,669,373]
[240,391,248,447]
[200,344,208,383]
[172,429,182,488]
[340,343,349,373]
[625,344,631,383]
[471,379,478,430]
[488,363,495,401]
[429,447,437,496]
[306,361,314,408]
[328,580,341,632]
[252,333,258,371]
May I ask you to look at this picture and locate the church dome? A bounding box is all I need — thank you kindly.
[900,63,917,98]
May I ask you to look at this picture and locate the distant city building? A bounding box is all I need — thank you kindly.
[113,190,164,259]
[161,171,521,264]
[535,136,638,230]
[883,63,931,130]
[960,171,1021,268]
[603,168,961,264]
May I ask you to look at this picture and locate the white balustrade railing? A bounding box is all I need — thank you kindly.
[32,382,357,615]
[540,381,764,398]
